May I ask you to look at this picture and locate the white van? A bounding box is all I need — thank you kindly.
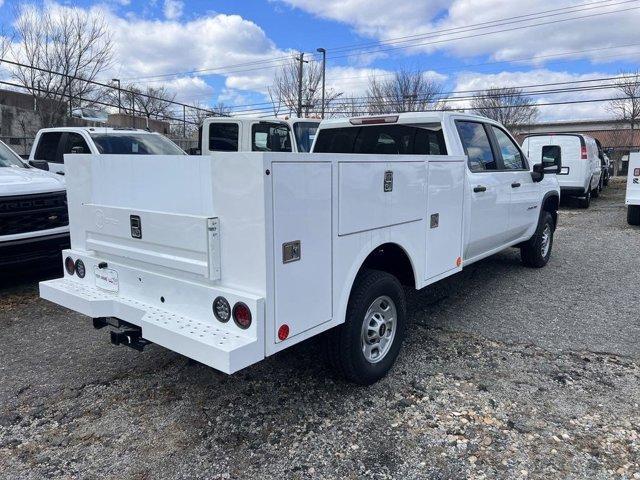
[522,134,602,208]
[626,152,640,225]
[199,117,320,155]
[29,127,186,175]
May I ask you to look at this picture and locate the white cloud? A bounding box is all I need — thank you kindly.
[452,69,617,122]
[278,0,640,66]
[163,0,183,21]
[326,65,447,96]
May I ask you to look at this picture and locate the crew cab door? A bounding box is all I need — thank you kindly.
[488,125,540,241]
[33,131,65,175]
[457,120,510,260]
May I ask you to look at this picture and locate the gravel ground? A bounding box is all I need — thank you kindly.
[0,179,638,479]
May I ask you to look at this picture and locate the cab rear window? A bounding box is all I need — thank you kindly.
[313,124,447,155]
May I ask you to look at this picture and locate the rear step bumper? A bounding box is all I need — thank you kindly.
[40,278,263,374]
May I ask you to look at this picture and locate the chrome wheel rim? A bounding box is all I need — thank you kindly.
[540,224,552,257]
[361,295,397,364]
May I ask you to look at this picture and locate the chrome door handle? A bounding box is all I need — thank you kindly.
[473,185,487,193]
[511,182,521,188]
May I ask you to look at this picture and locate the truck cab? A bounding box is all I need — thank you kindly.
[29,127,186,175]
[200,117,320,155]
[313,112,561,264]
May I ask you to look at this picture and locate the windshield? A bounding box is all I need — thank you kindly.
[90,133,185,155]
[0,141,27,168]
[293,122,319,152]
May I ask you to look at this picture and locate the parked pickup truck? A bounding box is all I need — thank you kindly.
[199,117,320,155]
[29,127,186,175]
[627,152,640,226]
[39,112,560,385]
[0,139,69,267]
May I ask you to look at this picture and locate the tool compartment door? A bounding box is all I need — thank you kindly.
[271,162,332,341]
[425,158,465,280]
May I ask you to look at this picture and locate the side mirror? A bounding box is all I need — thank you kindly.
[70,146,85,154]
[29,159,49,171]
[541,154,561,175]
[531,163,544,182]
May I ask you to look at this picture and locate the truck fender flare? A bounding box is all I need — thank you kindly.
[335,240,418,327]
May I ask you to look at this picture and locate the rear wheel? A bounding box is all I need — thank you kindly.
[521,211,555,268]
[326,269,406,385]
[578,187,591,208]
[628,205,640,226]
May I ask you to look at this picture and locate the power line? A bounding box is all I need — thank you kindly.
[225,74,635,115]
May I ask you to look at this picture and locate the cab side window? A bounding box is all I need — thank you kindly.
[456,121,497,172]
[491,126,526,170]
[209,123,239,152]
[64,133,90,155]
[34,132,64,163]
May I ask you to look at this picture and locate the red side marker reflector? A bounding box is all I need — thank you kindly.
[456,257,462,267]
[278,324,290,341]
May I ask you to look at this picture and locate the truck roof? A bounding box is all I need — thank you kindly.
[202,116,320,126]
[317,111,494,129]
[37,127,162,135]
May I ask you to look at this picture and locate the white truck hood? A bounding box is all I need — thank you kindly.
[0,166,66,196]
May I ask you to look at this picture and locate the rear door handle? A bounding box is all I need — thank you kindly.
[511,182,521,188]
[473,185,487,193]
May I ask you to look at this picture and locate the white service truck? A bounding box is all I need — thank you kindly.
[40,112,560,384]
[0,139,69,267]
[29,127,186,175]
[199,117,320,155]
[626,152,640,226]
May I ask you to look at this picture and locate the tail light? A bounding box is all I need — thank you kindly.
[581,146,588,159]
[65,256,75,275]
[74,259,86,278]
[232,302,252,329]
[212,297,231,322]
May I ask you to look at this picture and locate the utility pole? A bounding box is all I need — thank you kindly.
[131,92,135,128]
[113,78,121,114]
[297,53,304,118]
[316,48,326,119]
[183,105,186,138]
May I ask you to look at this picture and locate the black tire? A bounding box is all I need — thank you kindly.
[578,187,591,208]
[326,269,406,385]
[628,205,640,226]
[592,179,600,198]
[520,211,555,268]
[603,172,610,187]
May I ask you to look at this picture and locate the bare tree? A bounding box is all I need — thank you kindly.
[470,87,538,132]
[115,84,176,122]
[268,56,342,118]
[366,69,443,114]
[10,3,113,126]
[608,70,640,133]
[0,26,13,60]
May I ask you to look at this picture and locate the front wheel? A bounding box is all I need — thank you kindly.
[521,211,555,268]
[326,269,406,385]
[628,205,640,226]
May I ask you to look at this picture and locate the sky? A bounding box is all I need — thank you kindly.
[1,0,639,122]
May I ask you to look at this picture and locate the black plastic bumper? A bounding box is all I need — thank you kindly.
[560,186,587,197]
[0,232,70,267]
